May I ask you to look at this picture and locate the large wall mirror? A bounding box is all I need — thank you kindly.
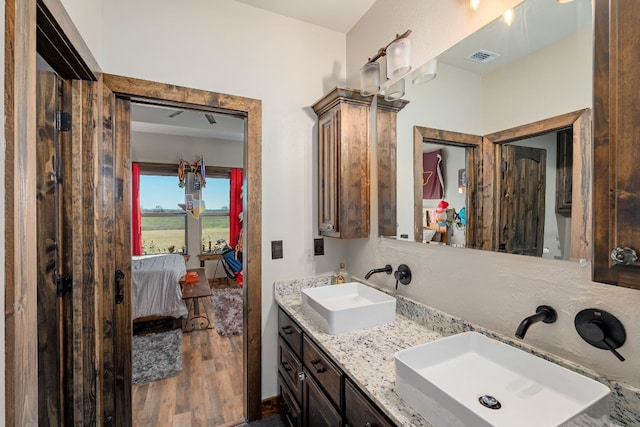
[392,0,593,261]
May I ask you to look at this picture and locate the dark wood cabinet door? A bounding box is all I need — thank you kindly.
[593,0,640,288]
[302,370,342,427]
[344,379,394,427]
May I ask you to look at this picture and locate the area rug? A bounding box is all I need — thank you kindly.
[211,287,243,336]
[132,328,183,385]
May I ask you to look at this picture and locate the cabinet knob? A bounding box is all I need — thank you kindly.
[281,326,293,334]
[297,371,306,381]
[611,247,638,265]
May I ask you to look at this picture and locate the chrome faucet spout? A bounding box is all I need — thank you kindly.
[364,264,393,280]
[515,305,557,339]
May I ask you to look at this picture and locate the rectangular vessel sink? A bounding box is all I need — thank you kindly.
[395,331,610,427]
[301,282,396,334]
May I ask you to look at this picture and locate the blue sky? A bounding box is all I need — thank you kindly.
[140,175,230,211]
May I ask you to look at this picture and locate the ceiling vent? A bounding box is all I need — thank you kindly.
[465,49,501,64]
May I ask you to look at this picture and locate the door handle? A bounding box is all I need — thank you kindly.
[115,269,125,304]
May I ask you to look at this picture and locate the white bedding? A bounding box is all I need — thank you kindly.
[131,254,188,319]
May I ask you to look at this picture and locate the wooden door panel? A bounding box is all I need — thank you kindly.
[500,145,546,256]
[36,67,63,427]
[113,96,133,426]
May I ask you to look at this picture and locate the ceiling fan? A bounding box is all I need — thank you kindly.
[168,110,217,124]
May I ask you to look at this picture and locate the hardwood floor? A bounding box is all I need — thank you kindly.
[133,285,244,427]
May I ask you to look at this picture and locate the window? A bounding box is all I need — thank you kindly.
[139,174,186,254]
[136,163,232,255]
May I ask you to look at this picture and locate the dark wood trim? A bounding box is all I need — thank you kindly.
[5,1,40,425]
[102,73,263,421]
[484,109,591,259]
[413,126,482,246]
[136,161,232,178]
[37,0,101,79]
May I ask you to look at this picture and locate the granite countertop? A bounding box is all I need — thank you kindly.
[275,277,438,426]
[274,276,640,427]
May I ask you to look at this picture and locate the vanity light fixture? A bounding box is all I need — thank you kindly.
[412,58,438,85]
[360,30,412,99]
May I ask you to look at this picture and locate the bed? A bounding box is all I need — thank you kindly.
[131,254,188,320]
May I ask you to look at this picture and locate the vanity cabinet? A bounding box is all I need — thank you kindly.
[593,0,640,288]
[311,88,408,239]
[278,307,396,427]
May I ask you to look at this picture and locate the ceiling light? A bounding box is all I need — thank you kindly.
[360,30,412,97]
[503,8,514,26]
[470,0,480,11]
[556,0,575,2]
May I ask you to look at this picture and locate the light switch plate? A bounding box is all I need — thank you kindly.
[271,240,283,259]
[314,238,324,256]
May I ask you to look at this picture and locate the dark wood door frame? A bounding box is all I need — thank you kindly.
[6,0,263,424]
[484,109,591,260]
[103,73,263,421]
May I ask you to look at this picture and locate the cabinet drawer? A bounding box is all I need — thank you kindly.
[278,337,302,403]
[344,379,394,427]
[303,335,342,410]
[278,308,302,357]
[279,373,302,427]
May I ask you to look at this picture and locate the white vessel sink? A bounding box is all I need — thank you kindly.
[300,282,396,334]
[395,331,610,427]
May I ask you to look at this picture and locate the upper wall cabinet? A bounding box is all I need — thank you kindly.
[311,88,407,239]
[593,0,640,289]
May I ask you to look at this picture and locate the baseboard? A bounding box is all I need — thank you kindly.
[260,395,282,418]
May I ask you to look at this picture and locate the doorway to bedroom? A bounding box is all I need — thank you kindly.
[129,103,246,425]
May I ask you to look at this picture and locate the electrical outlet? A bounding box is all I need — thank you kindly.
[314,238,324,256]
[271,240,283,259]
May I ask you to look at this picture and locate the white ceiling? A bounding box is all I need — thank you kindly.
[131,104,245,142]
[233,0,376,33]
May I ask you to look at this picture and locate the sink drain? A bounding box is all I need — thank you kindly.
[478,395,501,410]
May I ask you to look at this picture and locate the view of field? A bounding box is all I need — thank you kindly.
[141,216,230,254]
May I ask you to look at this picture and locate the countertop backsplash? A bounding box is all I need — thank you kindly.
[274,275,640,427]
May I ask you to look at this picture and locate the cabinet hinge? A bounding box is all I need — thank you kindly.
[56,275,72,297]
[56,111,72,132]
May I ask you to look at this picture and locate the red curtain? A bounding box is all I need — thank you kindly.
[132,163,143,255]
[229,168,243,249]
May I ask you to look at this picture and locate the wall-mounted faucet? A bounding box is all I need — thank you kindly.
[515,305,557,339]
[364,264,392,280]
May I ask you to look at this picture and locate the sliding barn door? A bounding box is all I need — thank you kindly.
[36,59,68,427]
[101,84,134,425]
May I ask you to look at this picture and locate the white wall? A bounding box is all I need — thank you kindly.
[100,0,348,398]
[348,0,640,390]
[59,0,102,63]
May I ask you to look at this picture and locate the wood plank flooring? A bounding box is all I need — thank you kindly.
[133,285,244,427]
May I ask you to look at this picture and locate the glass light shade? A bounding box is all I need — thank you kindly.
[384,78,405,101]
[386,37,412,79]
[360,61,381,96]
[412,58,437,85]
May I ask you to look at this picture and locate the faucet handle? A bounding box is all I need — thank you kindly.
[394,264,412,289]
[575,309,626,362]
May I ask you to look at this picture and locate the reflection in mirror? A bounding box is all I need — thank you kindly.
[394,0,592,262]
